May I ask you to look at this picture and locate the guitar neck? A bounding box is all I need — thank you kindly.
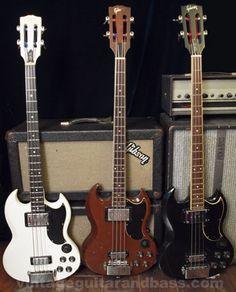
[190,54,205,211]
[112,45,126,208]
[25,64,45,212]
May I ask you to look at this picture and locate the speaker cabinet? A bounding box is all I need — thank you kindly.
[6,118,163,246]
[161,113,236,262]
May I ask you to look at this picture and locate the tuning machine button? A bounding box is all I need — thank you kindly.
[203,15,207,21]
[178,31,185,39]
[16,39,20,46]
[130,16,134,23]
[204,30,208,36]
[104,16,110,24]
[41,40,44,46]
[130,31,134,38]
[16,25,20,31]
[173,15,183,23]
[104,31,110,38]
[41,26,45,32]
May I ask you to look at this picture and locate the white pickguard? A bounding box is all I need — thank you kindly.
[3,189,81,283]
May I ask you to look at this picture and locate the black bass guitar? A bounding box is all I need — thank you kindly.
[159,4,234,279]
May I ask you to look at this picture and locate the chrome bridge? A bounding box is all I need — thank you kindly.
[182,264,210,279]
[183,209,209,224]
[106,260,131,276]
[25,212,49,227]
[28,271,54,283]
[30,256,52,265]
[106,208,131,221]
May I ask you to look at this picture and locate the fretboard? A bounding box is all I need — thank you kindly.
[25,64,45,213]
[190,55,204,211]
[112,48,126,208]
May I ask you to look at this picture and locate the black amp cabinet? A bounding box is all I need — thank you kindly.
[160,113,236,262]
[6,117,163,247]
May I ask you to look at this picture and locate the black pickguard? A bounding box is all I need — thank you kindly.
[159,188,234,279]
[126,199,146,240]
[46,204,66,245]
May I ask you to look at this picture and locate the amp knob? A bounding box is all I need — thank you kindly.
[184,93,190,99]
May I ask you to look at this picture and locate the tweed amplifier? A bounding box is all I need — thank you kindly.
[162,73,236,116]
[161,113,236,262]
[6,117,163,246]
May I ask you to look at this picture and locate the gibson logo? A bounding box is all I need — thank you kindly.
[114,8,122,14]
[126,142,150,165]
[186,5,198,12]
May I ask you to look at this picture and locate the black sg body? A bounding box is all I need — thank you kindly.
[159,188,234,279]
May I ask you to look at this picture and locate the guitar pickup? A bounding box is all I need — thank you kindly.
[108,251,128,260]
[106,208,131,221]
[30,256,52,265]
[183,209,209,224]
[25,212,49,227]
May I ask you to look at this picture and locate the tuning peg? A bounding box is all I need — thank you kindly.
[178,30,185,38]
[104,16,110,24]
[130,16,134,23]
[130,31,134,38]
[41,26,45,32]
[16,39,20,46]
[173,15,182,23]
[41,40,45,46]
[103,31,110,38]
[204,30,208,35]
[203,15,207,21]
[16,25,20,31]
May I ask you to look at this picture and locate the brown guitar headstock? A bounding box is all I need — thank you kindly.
[104,5,133,56]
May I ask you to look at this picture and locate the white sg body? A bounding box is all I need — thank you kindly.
[3,189,81,283]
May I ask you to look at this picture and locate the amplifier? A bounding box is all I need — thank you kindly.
[162,73,236,116]
[160,113,236,262]
[6,117,163,247]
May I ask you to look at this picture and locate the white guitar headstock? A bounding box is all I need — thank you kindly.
[17,15,45,64]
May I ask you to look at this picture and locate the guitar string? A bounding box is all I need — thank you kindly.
[26,65,37,273]
[28,64,47,273]
[27,64,43,273]
[30,64,45,273]
[112,41,117,265]
[123,41,127,264]
[116,46,123,264]
[199,55,205,263]
[190,54,194,271]
[115,45,121,262]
